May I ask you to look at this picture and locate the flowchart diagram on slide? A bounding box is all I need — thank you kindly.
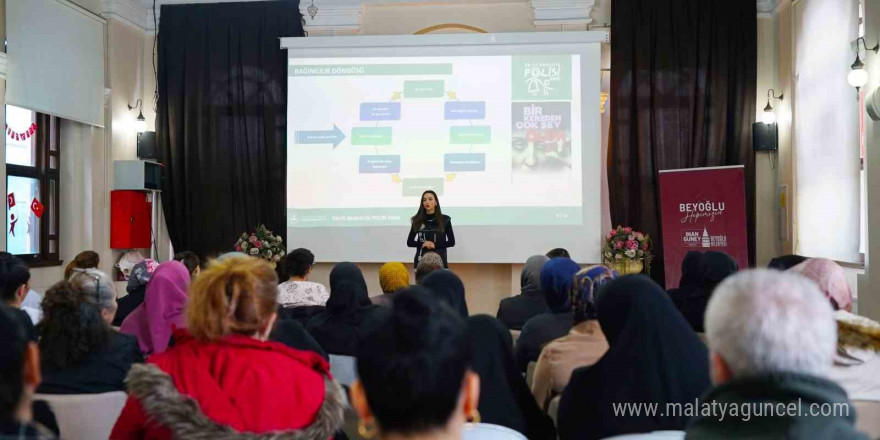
[292,55,576,198]
[295,78,492,196]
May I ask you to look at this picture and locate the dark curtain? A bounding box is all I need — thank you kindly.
[157,1,303,259]
[609,0,757,285]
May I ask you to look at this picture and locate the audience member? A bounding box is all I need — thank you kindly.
[63,250,99,280]
[558,275,710,440]
[788,259,880,401]
[111,256,344,439]
[269,319,328,360]
[687,270,867,439]
[120,261,191,356]
[373,262,410,307]
[496,255,550,330]
[36,280,142,394]
[514,257,580,372]
[0,306,54,439]
[415,252,444,284]
[350,289,480,440]
[531,265,616,410]
[172,251,201,277]
[112,259,158,327]
[546,248,570,259]
[306,262,385,356]
[277,248,330,308]
[666,250,702,304]
[467,315,556,439]
[788,258,852,311]
[767,253,809,271]
[422,270,469,318]
[0,256,37,338]
[676,251,738,332]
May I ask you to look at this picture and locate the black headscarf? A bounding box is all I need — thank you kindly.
[520,255,549,297]
[467,315,556,440]
[540,257,581,313]
[767,254,809,271]
[677,251,738,332]
[557,276,711,440]
[306,262,382,356]
[422,270,468,318]
[667,251,702,308]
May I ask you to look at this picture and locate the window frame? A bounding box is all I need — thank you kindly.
[6,111,62,267]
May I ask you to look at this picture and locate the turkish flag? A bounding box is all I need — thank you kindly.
[30,197,44,218]
[7,193,14,208]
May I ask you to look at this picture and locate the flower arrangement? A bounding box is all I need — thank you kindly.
[602,226,653,275]
[234,224,286,267]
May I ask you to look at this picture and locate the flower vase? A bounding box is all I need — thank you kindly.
[605,258,644,275]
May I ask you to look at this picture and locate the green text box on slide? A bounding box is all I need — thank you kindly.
[402,178,445,196]
[450,126,491,144]
[288,207,582,227]
[351,127,392,145]
[289,64,452,77]
[404,80,445,98]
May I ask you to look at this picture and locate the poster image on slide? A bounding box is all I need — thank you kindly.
[511,102,572,176]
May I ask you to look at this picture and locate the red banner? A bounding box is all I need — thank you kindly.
[658,166,749,289]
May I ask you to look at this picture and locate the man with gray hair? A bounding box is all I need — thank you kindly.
[686,269,868,439]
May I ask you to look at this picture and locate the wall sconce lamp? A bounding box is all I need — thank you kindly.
[762,89,784,124]
[848,37,879,92]
[128,99,147,133]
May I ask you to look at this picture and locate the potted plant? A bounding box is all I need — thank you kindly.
[602,226,653,275]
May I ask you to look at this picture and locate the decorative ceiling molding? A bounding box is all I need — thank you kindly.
[103,0,150,30]
[756,0,779,14]
[531,0,596,27]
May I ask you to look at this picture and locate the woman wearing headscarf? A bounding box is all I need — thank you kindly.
[113,259,159,327]
[467,315,556,439]
[514,257,580,372]
[557,275,711,440]
[789,259,880,401]
[306,262,385,356]
[677,251,738,332]
[496,255,550,330]
[768,254,809,271]
[422,270,468,318]
[371,262,410,307]
[120,261,191,356]
[531,265,616,410]
[666,251,702,307]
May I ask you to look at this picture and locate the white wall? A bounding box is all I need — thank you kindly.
[793,0,861,263]
[756,14,780,266]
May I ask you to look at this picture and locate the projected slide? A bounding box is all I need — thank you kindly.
[287,54,583,228]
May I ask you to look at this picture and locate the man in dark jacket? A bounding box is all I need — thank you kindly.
[686,270,869,440]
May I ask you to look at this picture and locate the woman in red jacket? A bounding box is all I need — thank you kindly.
[110,255,344,440]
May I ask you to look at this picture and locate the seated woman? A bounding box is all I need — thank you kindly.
[120,261,191,356]
[676,251,738,332]
[467,315,556,439]
[277,248,329,308]
[113,259,158,327]
[531,265,616,410]
[351,289,523,440]
[38,270,143,394]
[306,262,384,356]
[371,262,410,306]
[514,257,581,372]
[789,258,880,401]
[422,270,469,318]
[557,276,711,440]
[110,255,344,440]
[496,255,550,330]
[63,250,100,280]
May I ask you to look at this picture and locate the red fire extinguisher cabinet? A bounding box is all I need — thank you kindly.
[111,190,152,249]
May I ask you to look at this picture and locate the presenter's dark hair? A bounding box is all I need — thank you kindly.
[411,190,445,233]
[356,288,471,434]
[546,248,570,259]
[285,248,315,278]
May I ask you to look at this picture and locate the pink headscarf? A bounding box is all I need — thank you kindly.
[120,261,191,355]
[788,258,853,312]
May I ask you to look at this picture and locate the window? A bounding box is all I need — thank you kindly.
[6,105,61,266]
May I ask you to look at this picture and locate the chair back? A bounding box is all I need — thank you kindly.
[463,423,527,440]
[35,392,127,440]
[853,399,880,438]
[329,354,358,386]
